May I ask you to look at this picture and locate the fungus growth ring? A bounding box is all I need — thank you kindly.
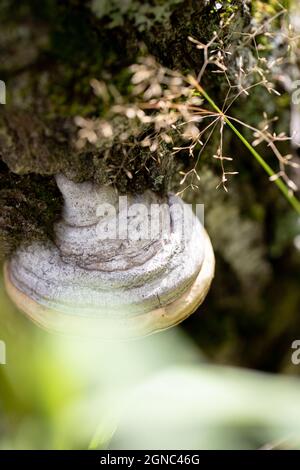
[4,175,215,338]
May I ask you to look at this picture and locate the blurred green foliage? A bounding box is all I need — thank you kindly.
[1,271,300,450]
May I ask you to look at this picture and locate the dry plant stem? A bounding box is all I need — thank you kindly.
[188,76,300,215]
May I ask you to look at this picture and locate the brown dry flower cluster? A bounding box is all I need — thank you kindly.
[75,2,299,196]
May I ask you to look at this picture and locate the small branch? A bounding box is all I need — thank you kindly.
[188,75,300,215]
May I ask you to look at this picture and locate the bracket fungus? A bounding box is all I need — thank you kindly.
[4,175,215,338]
